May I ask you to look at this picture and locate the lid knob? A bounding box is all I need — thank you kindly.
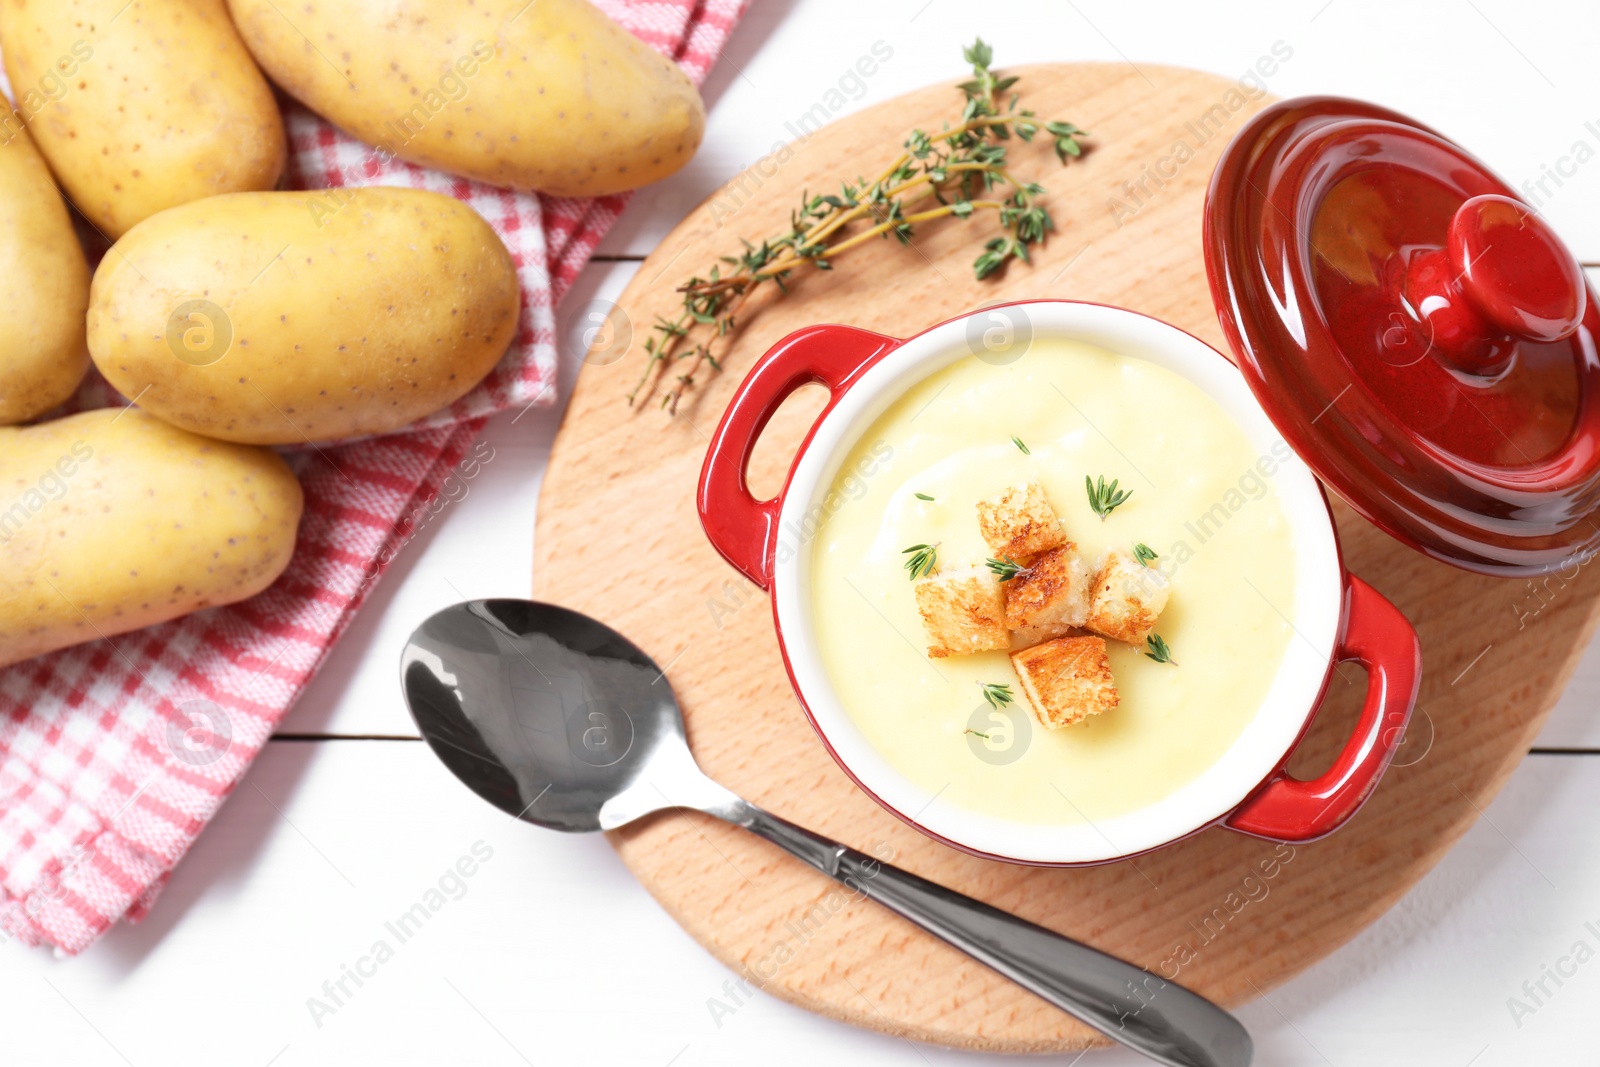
[1401,194,1587,375]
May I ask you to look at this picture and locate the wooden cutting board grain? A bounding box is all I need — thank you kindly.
[532,63,1600,1051]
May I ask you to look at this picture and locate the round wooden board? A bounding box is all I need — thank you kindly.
[533,63,1600,1051]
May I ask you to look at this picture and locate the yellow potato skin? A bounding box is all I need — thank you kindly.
[0,407,303,669]
[0,0,286,238]
[226,0,705,197]
[0,123,89,423]
[87,188,521,445]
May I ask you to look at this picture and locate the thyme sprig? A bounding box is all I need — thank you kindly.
[986,556,1023,581]
[1144,634,1177,665]
[1086,475,1132,520]
[628,38,1089,413]
[902,542,939,580]
[979,681,1015,710]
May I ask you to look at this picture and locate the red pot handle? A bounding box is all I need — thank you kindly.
[697,324,900,589]
[1225,575,1421,842]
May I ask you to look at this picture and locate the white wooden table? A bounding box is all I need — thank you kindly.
[10,2,1600,1064]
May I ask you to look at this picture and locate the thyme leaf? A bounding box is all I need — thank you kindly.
[986,556,1023,581]
[979,681,1014,709]
[1086,474,1132,520]
[902,542,939,580]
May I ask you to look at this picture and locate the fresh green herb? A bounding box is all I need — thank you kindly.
[985,556,1023,581]
[1011,435,1030,455]
[965,728,992,740]
[629,39,1089,413]
[979,681,1015,710]
[915,492,935,501]
[1144,634,1177,665]
[902,542,939,580]
[1133,542,1159,567]
[1045,120,1087,162]
[1085,474,1132,520]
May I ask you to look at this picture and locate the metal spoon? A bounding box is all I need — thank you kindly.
[400,598,1252,1067]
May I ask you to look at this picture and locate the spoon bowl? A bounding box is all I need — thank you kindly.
[402,599,725,833]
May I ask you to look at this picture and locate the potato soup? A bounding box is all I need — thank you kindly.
[807,338,1299,826]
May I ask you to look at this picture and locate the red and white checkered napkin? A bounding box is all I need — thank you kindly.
[0,0,747,956]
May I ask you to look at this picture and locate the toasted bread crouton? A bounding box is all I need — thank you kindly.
[976,480,1067,562]
[914,566,1009,658]
[1003,547,1091,634]
[1010,635,1119,728]
[1085,549,1172,645]
[1009,624,1086,651]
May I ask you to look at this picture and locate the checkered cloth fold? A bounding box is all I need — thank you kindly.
[0,0,745,955]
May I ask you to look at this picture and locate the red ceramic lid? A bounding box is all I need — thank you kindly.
[1205,96,1600,576]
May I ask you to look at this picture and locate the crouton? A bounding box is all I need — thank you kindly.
[976,480,1067,562]
[1009,624,1086,651]
[914,566,1009,658]
[1002,547,1091,635]
[1010,635,1119,728]
[1085,549,1172,645]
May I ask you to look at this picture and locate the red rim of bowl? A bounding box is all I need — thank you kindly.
[761,299,1352,866]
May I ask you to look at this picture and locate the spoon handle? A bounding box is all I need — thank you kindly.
[730,804,1251,1067]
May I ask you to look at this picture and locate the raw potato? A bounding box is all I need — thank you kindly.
[0,407,303,669]
[0,0,286,238]
[0,123,89,423]
[226,0,705,197]
[86,187,521,445]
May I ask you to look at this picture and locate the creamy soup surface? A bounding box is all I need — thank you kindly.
[807,339,1299,826]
